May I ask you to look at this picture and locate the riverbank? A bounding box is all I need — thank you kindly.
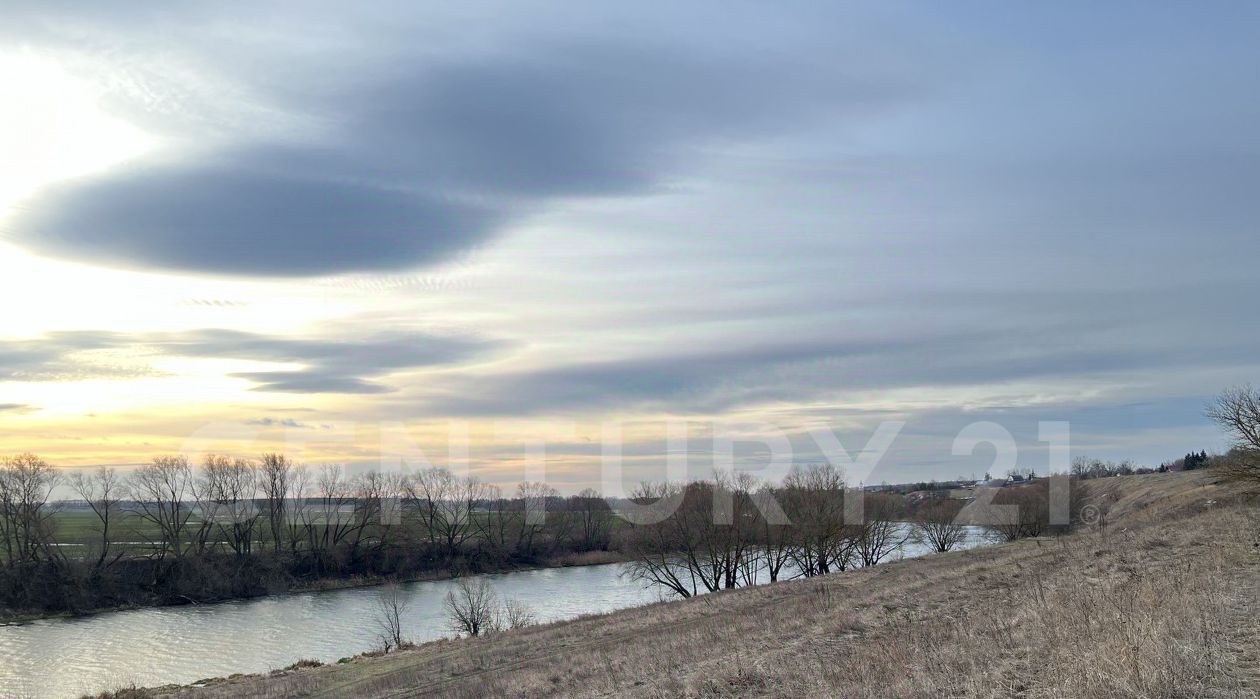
[0,549,630,625]
[118,471,1258,699]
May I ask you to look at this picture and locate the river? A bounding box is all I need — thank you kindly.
[0,526,990,698]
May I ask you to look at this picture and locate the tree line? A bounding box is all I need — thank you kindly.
[19,414,1231,615]
[619,464,1071,598]
[0,453,614,615]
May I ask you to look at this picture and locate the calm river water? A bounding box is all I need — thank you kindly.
[0,526,989,698]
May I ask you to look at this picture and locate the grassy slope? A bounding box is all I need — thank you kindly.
[139,471,1259,699]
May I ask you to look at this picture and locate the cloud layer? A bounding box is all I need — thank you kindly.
[3,11,914,276]
[12,158,499,276]
[2,3,1260,475]
[0,329,503,394]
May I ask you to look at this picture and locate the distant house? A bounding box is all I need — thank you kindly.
[947,488,974,500]
[910,488,956,502]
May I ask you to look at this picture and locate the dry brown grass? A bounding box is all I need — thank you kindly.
[789,513,1254,698]
[83,687,154,699]
[153,472,1259,699]
[1073,469,1248,526]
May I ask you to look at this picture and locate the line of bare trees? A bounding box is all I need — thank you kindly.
[0,451,1003,613]
[622,465,930,598]
[17,384,1246,615]
[619,463,1087,598]
[0,453,616,615]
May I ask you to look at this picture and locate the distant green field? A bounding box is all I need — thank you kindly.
[50,511,182,556]
[53,511,164,541]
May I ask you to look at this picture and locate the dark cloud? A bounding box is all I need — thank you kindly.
[0,328,504,394]
[1,14,916,275]
[231,372,392,395]
[8,157,499,276]
[173,328,506,393]
[334,42,894,199]
[161,328,499,372]
[0,404,36,414]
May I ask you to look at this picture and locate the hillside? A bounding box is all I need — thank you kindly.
[1073,469,1237,526]
[134,471,1257,699]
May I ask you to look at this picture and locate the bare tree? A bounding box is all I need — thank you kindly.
[1207,385,1260,490]
[127,456,196,560]
[967,484,1050,542]
[502,598,537,629]
[514,481,558,557]
[1072,456,1138,480]
[311,463,357,562]
[258,453,294,554]
[352,470,406,563]
[912,499,968,553]
[445,577,499,637]
[855,493,910,566]
[0,454,61,566]
[754,485,793,582]
[69,466,122,569]
[782,464,855,575]
[712,470,764,588]
[199,455,259,556]
[569,488,612,551]
[623,478,760,596]
[621,482,698,597]
[408,468,489,557]
[284,465,313,555]
[373,584,410,651]
[476,484,512,557]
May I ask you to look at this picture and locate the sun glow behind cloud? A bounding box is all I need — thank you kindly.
[0,50,155,216]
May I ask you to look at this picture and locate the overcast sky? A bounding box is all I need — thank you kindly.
[0,2,1256,491]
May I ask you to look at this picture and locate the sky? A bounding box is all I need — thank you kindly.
[0,2,1257,493]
